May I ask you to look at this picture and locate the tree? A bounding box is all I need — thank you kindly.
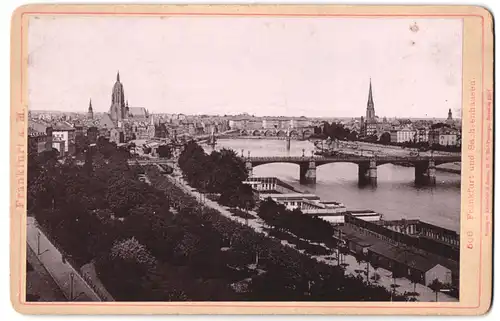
[365,134,378,143]
[97,137,117,159]
[429,278,444,302]
[321,122,352,141]
[140,263,189,301]
[219,183,255,210]
[431,122,450,129]
[379,132,391,145]
[110,237,156,267]
[105,178,149,217]
[347,131,358,141]
[95,238,156,300]
[75,135,90,155]
[157,145,172,158]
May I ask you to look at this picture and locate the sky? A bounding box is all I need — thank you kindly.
[27,16,463,118]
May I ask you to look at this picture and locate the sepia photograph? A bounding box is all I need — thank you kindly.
[10,4,493,315]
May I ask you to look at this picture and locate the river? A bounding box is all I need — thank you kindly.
[204,139,461,232]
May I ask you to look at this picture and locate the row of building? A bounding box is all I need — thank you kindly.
[359,79,461,146]
[337,215,459,290]
[389,125,461,146]
[243,177,382,223]
[244,176,459,292]
[28,72,231,156]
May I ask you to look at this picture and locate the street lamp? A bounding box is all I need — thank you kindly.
[70,272,75,299]
[36,231,49,256]
[69,272,85,301]
[302,148,305,157]
[37,231,41,255]
[245,202,249,226]
[241,149,244,157]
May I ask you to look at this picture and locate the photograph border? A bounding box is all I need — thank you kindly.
[10,4,494,315]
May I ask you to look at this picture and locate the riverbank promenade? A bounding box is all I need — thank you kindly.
[26,217,101,301]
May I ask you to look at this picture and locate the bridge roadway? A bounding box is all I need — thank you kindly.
[244,155,461,166]
[242,154,461,186]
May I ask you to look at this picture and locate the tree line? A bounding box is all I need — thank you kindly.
[28,137,407,301]
[312,122,358,141]
[178,141,255,210]
[257,198,338,245]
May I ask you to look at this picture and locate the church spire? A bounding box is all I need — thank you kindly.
[366,78,375,122]
[117,71,120,82]
[87,98,94,119]
[367,78,374,108]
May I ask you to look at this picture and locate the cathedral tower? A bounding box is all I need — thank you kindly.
[110,71,126,121]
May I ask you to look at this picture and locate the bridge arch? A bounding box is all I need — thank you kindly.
[251,161,302,168]
[290,130,299,137]
[276,130,286,137]
[240,129,248,136]
[302,129,312,139]
[252,130,261,136]
[264,130,274,137]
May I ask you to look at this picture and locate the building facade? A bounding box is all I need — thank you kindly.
[28,128,51,155]
[51,122,76,155]
[390,127,416,143]
[429,127,459,146]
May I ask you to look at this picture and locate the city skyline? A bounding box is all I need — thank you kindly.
[28,16,462,118]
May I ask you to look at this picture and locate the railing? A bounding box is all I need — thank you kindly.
[243,155,461,163]
[26,218,104,301]
[80,263,115,301]
[301,208,347,215]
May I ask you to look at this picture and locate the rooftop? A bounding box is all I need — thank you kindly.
[338,224,459,273]
[53,121,75,131]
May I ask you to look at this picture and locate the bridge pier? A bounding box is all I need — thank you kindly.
[358,158,377,186]
[300,160,316,184]
[414,159,436,186]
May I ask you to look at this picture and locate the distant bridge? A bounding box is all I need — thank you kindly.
[239,127,315,139]
[242,154,461,185]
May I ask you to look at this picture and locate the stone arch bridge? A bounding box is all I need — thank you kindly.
[239,127,314,139]
[242,155,461,185]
